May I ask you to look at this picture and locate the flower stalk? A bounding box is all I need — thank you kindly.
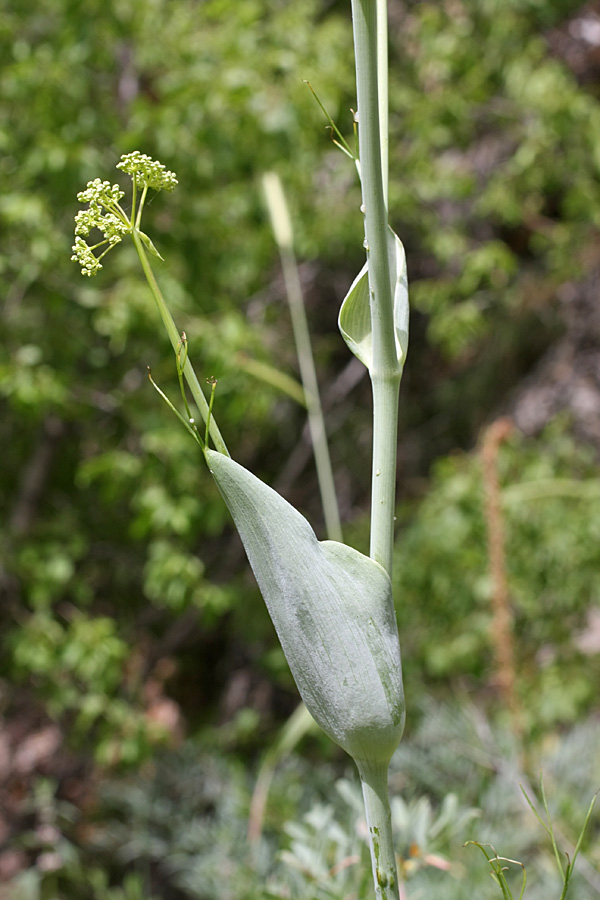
[131,230,229,456]
[71,152,228,456]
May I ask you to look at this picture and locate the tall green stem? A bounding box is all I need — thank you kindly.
[351,0,399,576]
[132,230,229,456]
[370,374,400,574]
[350,3,401,898]
[376,0,389,207]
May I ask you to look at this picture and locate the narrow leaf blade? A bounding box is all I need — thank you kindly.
[139,230,164,261]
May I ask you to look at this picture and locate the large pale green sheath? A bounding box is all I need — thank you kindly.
[205,449,405,766]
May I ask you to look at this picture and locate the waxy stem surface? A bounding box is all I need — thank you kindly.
[351,0,399,577]
[356,756,400,900]
[350,3,402,898]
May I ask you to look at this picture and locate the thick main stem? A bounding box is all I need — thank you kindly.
[376,0,389,207]
[370,374,400,575]
[356,757,400,900]
[132,230,229,456]
[351,0,399,576]
[351,4,402,898]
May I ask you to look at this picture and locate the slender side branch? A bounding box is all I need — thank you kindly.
[132,230,229,456]
[278,245,343,541]
[263,172,343,543]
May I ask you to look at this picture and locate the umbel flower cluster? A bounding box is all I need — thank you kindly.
[71,152,178,276]
[116,151,178,191]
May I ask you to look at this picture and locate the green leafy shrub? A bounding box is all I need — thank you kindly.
[1,0,358,773]
[394,418,600,729]
[10,705,594,900]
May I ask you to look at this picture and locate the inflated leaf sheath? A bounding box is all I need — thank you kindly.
[205,449,405,765]
[338,226,409,373]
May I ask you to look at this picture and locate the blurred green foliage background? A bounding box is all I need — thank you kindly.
[1,0,599,897]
